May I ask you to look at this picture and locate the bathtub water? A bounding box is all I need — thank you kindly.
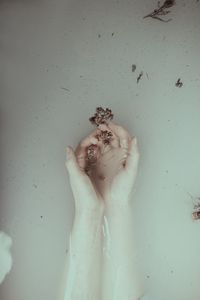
[0,232,13,284]
[1,0,200,299]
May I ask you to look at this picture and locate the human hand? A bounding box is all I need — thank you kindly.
[65,130,104,212]
[95,121,140,206]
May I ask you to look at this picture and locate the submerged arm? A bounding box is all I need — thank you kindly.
[102,203,141,300]
[58,207,103,300]
[58,135,104,300]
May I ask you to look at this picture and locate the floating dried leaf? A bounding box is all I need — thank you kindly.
[89,107,114,126]
[175,78,183,88]
[143,0,175,22]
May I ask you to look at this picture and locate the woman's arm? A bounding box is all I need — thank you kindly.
[58,206,103,300]
[98,123,142,300]
[102,203,141,300]
[58,133,104,300]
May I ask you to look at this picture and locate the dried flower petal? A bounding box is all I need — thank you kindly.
[95,130,113,145]
[86,144,98,163]
[89,107,114,126]
[163,0,175,8]
[143,0,175,22]
[192,210,200,220]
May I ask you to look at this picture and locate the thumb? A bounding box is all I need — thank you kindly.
[125,137,140,178]
[65,146,81,178]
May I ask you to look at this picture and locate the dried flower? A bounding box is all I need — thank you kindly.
[194,202,200,210]
[192,210,200,220]
[163,0,175,8]
[86,144,98,163]
[86,107,114,173]
[95,130,113,145]
[84,144,98,174]
[143,0,175,22]
[89,107,114,126]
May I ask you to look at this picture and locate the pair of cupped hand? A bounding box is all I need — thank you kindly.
[65,121,139,211]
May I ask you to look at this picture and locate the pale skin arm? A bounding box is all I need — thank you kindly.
[103,204,141,300]
[59,121,142,300]
[97,122,141,300]
[58,131,104,300]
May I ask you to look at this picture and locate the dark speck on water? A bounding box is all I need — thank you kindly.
[132,64,136,72]
[61,87,70,92]
[137,71,143,83]
[175,78,183,88]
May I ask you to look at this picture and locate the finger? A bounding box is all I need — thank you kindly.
[80,131,98,147]
[124,137,140,177]
[75,130,100,169]
[108,121,131,149]
[65,146,97,200]
[66,146,83,179]
[98,123,119,148]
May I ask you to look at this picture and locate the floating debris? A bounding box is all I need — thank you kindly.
[193,198,200,220]
[89,107,114,126]
[175,78,183,88]
[132,64,137,72]
[95,130,113,145]
[194,201,200,210]
[61,87,70,92]
[192,210,200,220]
[137,71,143,83]
[143,0,175,22]
[86,107,114,173]
[188,192,200,220]
[86,144,98,163]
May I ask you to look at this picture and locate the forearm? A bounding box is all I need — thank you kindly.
[60,205,104,300]
[102,202,141,300]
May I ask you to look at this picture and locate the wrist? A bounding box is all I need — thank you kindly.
[75,200,104,217]
[104,193,132,208]
[104,198,132,217]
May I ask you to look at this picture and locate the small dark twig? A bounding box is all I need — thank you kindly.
[61,87,70,92]
[143,0,175,22]
[137,71,143,83]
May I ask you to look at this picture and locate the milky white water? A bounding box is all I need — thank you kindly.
[1,0,200,299]
[0,232,13,284]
